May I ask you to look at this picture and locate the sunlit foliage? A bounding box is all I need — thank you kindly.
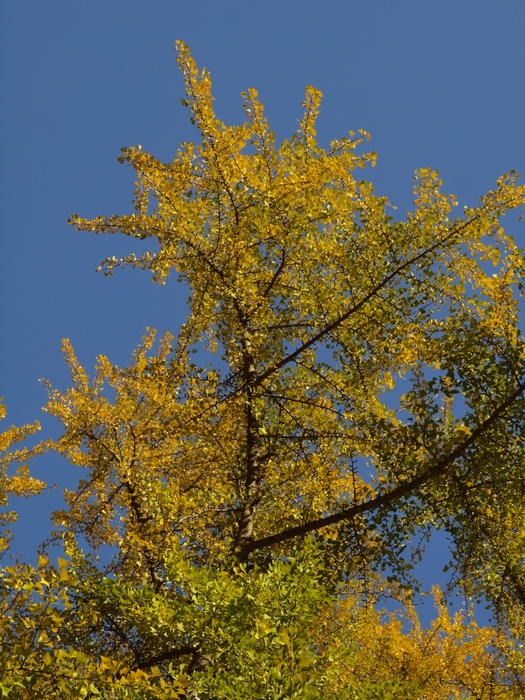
[1,43,524,697]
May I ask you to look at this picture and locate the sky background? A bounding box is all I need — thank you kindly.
[1,1,524,618]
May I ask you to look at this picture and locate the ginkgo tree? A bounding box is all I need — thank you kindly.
[0,42,524,698]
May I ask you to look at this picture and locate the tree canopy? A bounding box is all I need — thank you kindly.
[1,42,524,698]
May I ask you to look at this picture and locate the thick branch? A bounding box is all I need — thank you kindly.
[246,381,524,553]
[134,645,195,671]
[233,334,262,561]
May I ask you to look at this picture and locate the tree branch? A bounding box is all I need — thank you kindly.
[246,381,524,552]
[253,202,519,388]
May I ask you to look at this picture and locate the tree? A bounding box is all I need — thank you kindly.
[1,42,524,697]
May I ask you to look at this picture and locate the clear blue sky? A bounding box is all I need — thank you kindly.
[1,1,524,606]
